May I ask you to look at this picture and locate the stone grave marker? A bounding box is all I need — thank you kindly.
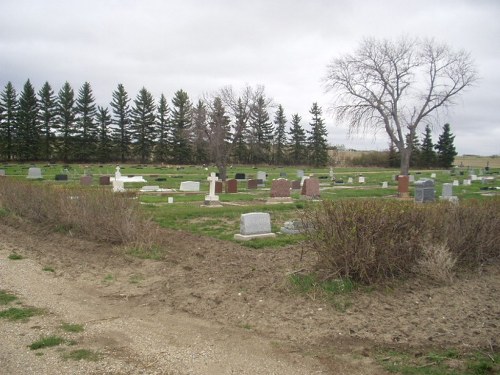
[235,173,246,180]
[463,179,471,186]
[0,169,5,176]
[452,180,459,186]
[279,171,287,178]
[204,172,221,206]
[300,175,310,187]
[347,177,353,184]
[414,179,435,203]
[382,181,388,188]
[409,174,415,183]
[80,176,92,185]
[280,220,306,235]
[215,181,223,194]
[256,179,265,187]
[397,175,410,198]
[270,179,291,198]
[113,179,125,192]
[140,186,161,192]
[247,179,258,189]
[27,167,43,179]
[99,176,111,185]
[234,212,276,241]
[296,170,304,178]
[180,181,200,192]
[471,174,478,181]
[440,183,459,203]
[168,197,174,204]
[225,179,238,193]
[55,174,68,181]
[257,171,267,182]
[431,173,437,178]
[301,178,320,199]
[291,180,301,190]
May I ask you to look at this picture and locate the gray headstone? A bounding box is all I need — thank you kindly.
[240,212,272,235]
[141,185,161,192]
[180,181,200,192]
[296,170,304,178]
[414,179,435,203]
[27,167,42,179]
[0,169,5,176]
[442,183,453,198]
[257,171,267,182]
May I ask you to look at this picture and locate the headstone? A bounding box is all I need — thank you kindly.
[257,171,267,182]
[414,179,435,203]
[430,173,437,178]
[291,180,301,190]
[180,181,200,192]
[463,179,471,186]
[452,180,459,186]
[347,177,354,184]
[225,179,238,193]
[280,171,287,178]
[398,175,410,198]
[235,173,246,180]
[141,186,161,192]
[409,175,415,183]
[470,174,478,181]
[99,176,111,185]
[80,176,92,186]
[204,172,221,205]
[442,183,453,199]
[382,181,388,188]
[247,179,258,189]
[115,166,122,180]
[27,167,42,179]
[329,167,334,180]
[296,170,304,178]
[55,174,68,181]
[0,169,5,176]
[280,220,306,235]
[301,178,320,199]
[358,176,365,183]
[234,212,276,241]
[167,197,174,204]
[256,179,265,187]
[113,179,125,192]
[300,175,310,187]
[270,179,291,198]
[215,181,223,194]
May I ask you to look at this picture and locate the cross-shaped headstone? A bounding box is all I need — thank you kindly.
[207,172,218,197]
[115,166,121,180]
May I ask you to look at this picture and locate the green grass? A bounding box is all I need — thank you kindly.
[0,307,41,321]
[29,335,64,350]
[0,290,17,305]
[377,349,500,375]
[102,274,114,283]
[63,349,101,361]
[8,252,23,260]
[127,245,165,260]
[42,266,55,272]
[128,274,144,284]
[61,322,84,333]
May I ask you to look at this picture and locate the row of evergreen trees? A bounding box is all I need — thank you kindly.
[0,80,330,166]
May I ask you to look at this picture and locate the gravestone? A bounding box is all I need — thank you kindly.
[215,181,223,194]
[463,179,471,186]
[204,172,221,206]
[140,186,161,192]
[280,220,306,235]
[234,212,276,241]
[301,178,320,199]
[0,169,5,176]
[80,176,92,186]
[167,197,174,204]
[247,179,258,189]
[257,171,267,182]
[113,179,125,192]
[453,180,459,186]
[256,179,265,187]
[382,181,388,188]
[235,173,246,180]
[225,179,238,193]
[279,171,287,178]
[409,174,415,183]
[55,174,68,181]
[270,179,291,198]
[27,167,42,179]
[347,177,354,184]
[180,181,200,192]
[329,167,334,180]
[99,176,111,185]
[442,183,453,199]
[431,173,437,178]
[300,175,310,187]
[291,180,301,190]
[398,175,410,198]
[296,170,304,178]
[414,179,435,203]
[470,174,478,181]
[358,176,365,183]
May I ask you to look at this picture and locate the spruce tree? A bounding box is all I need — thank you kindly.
[96,106,112,163]
[232,99,248,164]
[420,125,436,168]
[110,84,131,163]
[435,123,457,168]
[248,95,273,164]
[75,82,98,162]
[405,131,421,168]
[307,103,329,167]
[56,82,76,162]
[191,100,209,164]
[130,87,157,163]
[37,82,57,162]
[154,94,171,163]
[0,82,18,161]
[170,89,192,164]
[288,113,306,165]
[207,97,231,179]
[17,79,40,161]
[273,104,287,165]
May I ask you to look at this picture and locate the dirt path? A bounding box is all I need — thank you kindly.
[1,222,498,374]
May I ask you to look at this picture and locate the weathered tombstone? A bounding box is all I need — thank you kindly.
[140,186,160,192]
[470,174,478,181]
[247,179,258,189]
[296,170,304,178]
[300,175,310,187]
[115,165,122,180]
[280,220,306,235]
[452,180,459,186]
[27,167,43,179]
[99,176,111,185]
[279,171,287,178]
[180,181,200,192]
[329,167,334,180]
[0,169,6,176]
[398,175,410,198]
[301,178,320,199]
[225,179,238,193]
[257,171,267,182]
[55,174,68,181]
[414,179,435,203]
[167,197,174,204]
[256,179,265,187]
[270,179,291,198]
[80,176,92,186]
[291,180,301,190]
[440,183,458,203]
[113,179,125,192]
[430,173,437,178]
[234,212,276,241]
[463,179,471,186]
[382,181,388,188]
[215,181,223,194]
[204,172,221,206]
[235,173,246,180]
[347,177,354,184]
[358,176,365,183]
[409,174,415,183]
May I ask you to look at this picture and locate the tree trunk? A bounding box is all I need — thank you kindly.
[400,148,411,175]
[217,163,227,181]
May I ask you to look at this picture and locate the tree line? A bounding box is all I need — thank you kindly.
[0,80,329,177]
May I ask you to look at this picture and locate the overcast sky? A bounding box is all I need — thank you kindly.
[1,0,499,156]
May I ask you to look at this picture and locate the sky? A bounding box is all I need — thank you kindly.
[1,0,499,156]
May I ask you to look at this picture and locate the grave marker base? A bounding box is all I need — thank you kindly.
[234,233,276,241]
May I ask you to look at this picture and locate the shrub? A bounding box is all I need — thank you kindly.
[302,199,500,284]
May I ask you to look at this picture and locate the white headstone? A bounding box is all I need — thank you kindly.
[27,167,43,179]
[112,179,125,192]
[358,176,365,183]
[296,170,304,178]
[140,185,161,192]
[234,212,276,241]
[115,166,122,180]
[442,183,453,198]
[257,171,267,182]
[382,181,388,188]
[0,169,5,176]
[453,180,459,186]
[205,173,220,204]
[409,175,415,183]
[430,173,436,178]
[471,174,478,181]
[180,181,200,192]
[463,179,471,186]
[300,175,310,187]
[168,197,174,204]
[347,177,354,184]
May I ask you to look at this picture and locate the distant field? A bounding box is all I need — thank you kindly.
[454,155,500,168]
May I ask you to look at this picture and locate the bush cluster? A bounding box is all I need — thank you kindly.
[0,179,159,246]
[302,199,500,284]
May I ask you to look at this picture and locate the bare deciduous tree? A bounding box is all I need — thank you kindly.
[324,36,477,175]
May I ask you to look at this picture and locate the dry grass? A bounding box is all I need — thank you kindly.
[415,242,457,283]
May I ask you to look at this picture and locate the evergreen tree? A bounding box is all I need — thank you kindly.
[388,141,400,168]
[130,87,157,163]
[75,82,98,162]
[207,97,231,178]
[420,125,436,168]
[288,113,306,165]
[0,82,18,161]
[37,82,57,161]
[170,89,192,164]
[56,82,76,162]
[307,103,328,167]
[191,100,209,164]
[273,104,287,165]
[96,106,112,163]
[154,94,171,163]
[435,123,457,168]
[405,131,421,168]
[17,79,40,161]
[248,95,273,164]
[232,99,249,164]
[110,84,131,163]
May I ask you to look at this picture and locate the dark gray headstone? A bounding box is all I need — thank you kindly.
[415,179,435,203]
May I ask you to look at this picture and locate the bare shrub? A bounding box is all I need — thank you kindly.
[415,242,457,283]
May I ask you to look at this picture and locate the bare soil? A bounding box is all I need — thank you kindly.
[1,221,498,374]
